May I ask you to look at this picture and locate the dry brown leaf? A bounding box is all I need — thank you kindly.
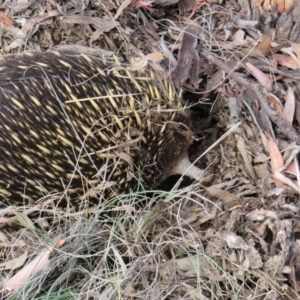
[247,209,278,221]
[223,233,249,250]
[281,46,300,66]
[36,9,62,23]
[273,147,300,191]
[146,52,166,62]
[236,135,257,181]
[291,42,300,64]
[245,62,273,90]
[273,54,300,70]
[0,251,28,271]
[243,35,284,57]
[285,157,298,175]
[255,35,272,55]
[232,29,247,46]
[265,92,291,126]
[246,35,272,57]
[191,206,218,227]
[267,135,284,186]
[171,24,200,86]
[144,255,219,279]
[175,256,216,278]
[5,248,52,291]
[224,29,231,41]
[277,0,295,12]
[114,0,131,20]
[62,16,118,35]
[0,218,12,225]
[5,240,65,291]
[252,0,296,12]
[283,158,300,189]
[114,150,134,180]
[245,246,263,269]
[206,187,240,203]
[128,52,167,70]
[129,56,149,70]
[270,55,278,68]
[264,255,285,277]
[131,0,155,8]
[0,12,14,27]
[238,256,249,279]
[179,0,199,14]
[54,238,65,248]
[283,86,295,124]
[265,93,286,121]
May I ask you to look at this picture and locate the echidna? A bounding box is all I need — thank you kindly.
[0,51,203,204]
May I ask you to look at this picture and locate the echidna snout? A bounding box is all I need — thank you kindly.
[0,51,203,203]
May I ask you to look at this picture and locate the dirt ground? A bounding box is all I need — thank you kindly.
[1,0,300,299]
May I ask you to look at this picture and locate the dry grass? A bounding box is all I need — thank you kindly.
[2,180,298,299]
[2,185,219,299]
[1,0,300,299]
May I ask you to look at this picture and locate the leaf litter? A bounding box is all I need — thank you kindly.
[1,0,300,299]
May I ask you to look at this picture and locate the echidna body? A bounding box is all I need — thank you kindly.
[0,51,202,203]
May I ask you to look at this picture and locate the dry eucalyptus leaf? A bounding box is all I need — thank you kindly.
[291,42,300,62]
[223,233,249,250]
[236,135,257,181]
[245,62,273,91]
[245,246,263,269]
[267,134,284,187]
[264,254,286,276]
[0,251,28,271]
[171,24,200,86]
[5,239,65,291]
[274,54,300,70]
[283,87,295,124]
[206,187,240,203]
